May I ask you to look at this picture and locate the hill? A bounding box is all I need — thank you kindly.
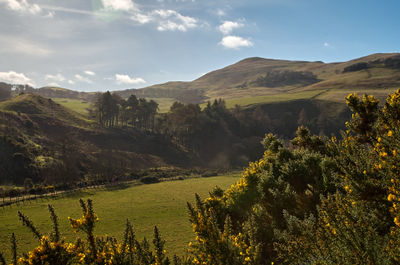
[0,94,192,185]
[33,86,96,101]
[16,53,400,112]
[121,53,400,105]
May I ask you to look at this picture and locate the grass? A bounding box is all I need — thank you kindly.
[146,97,176,113]
[0,173,240,259]
[52,98,92,115]
[203,89,326,109]
[314,88,398,103]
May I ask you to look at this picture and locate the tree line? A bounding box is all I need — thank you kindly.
[93,91,158,130]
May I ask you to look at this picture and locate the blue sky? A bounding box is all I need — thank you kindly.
[0,0,399,91]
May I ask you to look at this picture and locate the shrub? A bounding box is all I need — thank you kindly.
[140,176,160,184]
[343,62,369,72]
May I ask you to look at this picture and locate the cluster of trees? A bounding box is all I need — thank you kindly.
[3,90,400,264]
[343,62,370,73]
[158,98,348,167]
[90,91,349,168]
[93,92,158,130]
[159,99,271,166]
[252,70,319,87]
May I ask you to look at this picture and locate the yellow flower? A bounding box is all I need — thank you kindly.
[388,194,396,202]
[78,253,86,263]
[395,217,400,227]
[388,130,393,137]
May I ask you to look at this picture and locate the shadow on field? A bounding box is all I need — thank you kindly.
[60,190,96,199]
[104,183,131,191]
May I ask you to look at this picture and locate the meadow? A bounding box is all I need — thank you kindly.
[52,98,91,115]
[204,89,326,109]
[0,173,240,260]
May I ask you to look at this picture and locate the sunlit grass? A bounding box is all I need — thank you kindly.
[0,173,240,259]
[52,98,92,115]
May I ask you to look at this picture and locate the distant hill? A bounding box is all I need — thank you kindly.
[120,53,400,105]
[13,53,400,111]
[33,86,97,101]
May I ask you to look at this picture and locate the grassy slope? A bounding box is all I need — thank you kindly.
[0,174,240,259]
[52,98,91,115]
[0,94,92,127]
[220,89,327,109]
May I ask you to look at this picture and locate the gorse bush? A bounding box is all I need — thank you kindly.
[185,90,400,264]
[3,90,400,264]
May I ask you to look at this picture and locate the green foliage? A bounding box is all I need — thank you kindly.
[185,89,400,264]
[94,92,158,130]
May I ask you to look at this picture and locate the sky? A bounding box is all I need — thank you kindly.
[0,0,400,92]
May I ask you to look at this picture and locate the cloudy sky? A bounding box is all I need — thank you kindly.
[0,0,399,91]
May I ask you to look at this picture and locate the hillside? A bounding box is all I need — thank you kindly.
[0,94,192,185]
[121,53,400,105]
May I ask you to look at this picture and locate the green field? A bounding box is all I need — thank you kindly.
[52,98,91,115]
[314,88,398,103]
[201,89,326,109]
[147,97,176,113]
[0,174,240,259]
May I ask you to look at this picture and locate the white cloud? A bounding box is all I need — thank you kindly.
[324,42,330,47]
[75,74,92,84]
[115,74,146,85]
[131,9,198,32]
[101,0,136,11]
[67,80,75,85]
[45,73,65,82]
[218,21,244,35]
[84,70,96,76]
[131,13,153,24]
[2,0,42,14]
[219,35,253,49]
[0,71,34,85]
[157,21,186,31]
[154,10,197,31]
